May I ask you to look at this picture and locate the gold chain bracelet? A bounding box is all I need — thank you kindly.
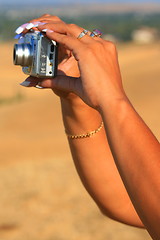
[66,121,103,139]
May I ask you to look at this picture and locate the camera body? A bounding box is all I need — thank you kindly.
[13,31,58,78]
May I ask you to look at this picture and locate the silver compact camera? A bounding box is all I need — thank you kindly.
[13,30,58,78]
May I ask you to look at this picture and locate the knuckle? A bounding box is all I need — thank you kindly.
[84,46,95,58]
[41,13,51,17]
[80,41,107,60]
[103,40,117,54]
[89,41,105,52]
[68,23,77,29]
[108,41,116,51]
[50,15,61,21]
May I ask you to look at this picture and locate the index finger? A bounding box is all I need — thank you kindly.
[46,30,84,61]
[29,14,60,23]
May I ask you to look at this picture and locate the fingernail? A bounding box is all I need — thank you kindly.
[41,29,53,33]
[37,22,47,26]
[35,84,44,89]
[47,29,54,33]
[35,83,44,89]
[31,21,45,28]
[15,27,24,34]
[20,80,31,87]
[15,23,28,34]
[41,29,48,33]
[25,22,35,30]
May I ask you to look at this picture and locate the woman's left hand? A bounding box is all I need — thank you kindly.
[18,15,82,99]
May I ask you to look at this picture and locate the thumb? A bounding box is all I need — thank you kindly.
[39,75,80,94]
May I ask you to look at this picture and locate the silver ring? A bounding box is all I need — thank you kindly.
[90,29,102,38]
[77,29,89,39]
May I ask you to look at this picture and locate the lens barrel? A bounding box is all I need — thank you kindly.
[13,43,33,66]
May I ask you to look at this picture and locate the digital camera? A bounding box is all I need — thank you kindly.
[13,31,58,78]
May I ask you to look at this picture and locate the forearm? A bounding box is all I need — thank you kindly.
[99,95,160,239]
[60,97,143,227]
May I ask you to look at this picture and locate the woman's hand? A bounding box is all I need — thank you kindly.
[20,16,126,110]
[40,21,126,109]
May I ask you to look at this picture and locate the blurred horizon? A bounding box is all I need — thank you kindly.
[0,0,160,5]
[0,0,160,42]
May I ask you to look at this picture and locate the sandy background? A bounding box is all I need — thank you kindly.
[0,41,159,240]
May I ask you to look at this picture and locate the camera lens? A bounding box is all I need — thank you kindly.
[13,43,33,66]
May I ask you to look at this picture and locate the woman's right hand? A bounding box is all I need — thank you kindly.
[20,16,126,110]
[36,20,126,110]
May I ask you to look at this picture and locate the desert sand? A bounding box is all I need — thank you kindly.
[0,41,159,240]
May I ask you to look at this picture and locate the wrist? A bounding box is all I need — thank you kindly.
[97,88,129,114]
[60,93,85,108]
[60,98,102,135]
[98,92,131,126]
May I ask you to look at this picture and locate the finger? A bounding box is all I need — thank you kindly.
[39,22,98,46]
[24,21,60,35]
[38,75,79,95]
[15,21,46,34]
[38,22,86,40]
[46,31,84,60]
[28,14,52,23]
[35,14,61,21]
[66,24,102,44]
[19,75,79,94]
[38,13,51,18]
[38,22,68,36]
[20,77,39,87]
[16,15,63,34]
[28,16,63,32]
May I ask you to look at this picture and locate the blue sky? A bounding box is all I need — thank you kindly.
[1,0,160,4]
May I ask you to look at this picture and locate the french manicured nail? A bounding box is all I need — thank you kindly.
[25,23,35,30]
[15,27,24,34]
[37,22,46,26]
[15,23,28,34]
[42,29,53,33]
[35,84,44,89]
[25,22,46,30]
[35,86,44,89]
[47,29,54,33]
[41,29,48,33]
[20,80,31,87]
[30,21,45,28]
